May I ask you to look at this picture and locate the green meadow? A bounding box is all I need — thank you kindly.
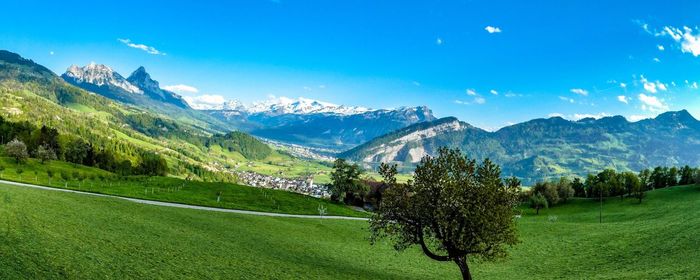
[0,157,364,217]
[1,179,700,279]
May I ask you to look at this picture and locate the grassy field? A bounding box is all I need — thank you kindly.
[1,180,700,279]
[0,157,365,217]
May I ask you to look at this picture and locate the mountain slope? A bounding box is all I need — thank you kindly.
[340,112,700,183]
[62,63,233,133]
[0,50,273,180]
[126,66,190,109]
[205,102,436,150]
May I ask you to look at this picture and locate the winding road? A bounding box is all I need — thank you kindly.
[0,179,369,221]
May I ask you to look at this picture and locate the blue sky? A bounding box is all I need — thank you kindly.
[2,0,700,129]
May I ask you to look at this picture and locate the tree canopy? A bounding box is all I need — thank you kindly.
[370,147,520,280]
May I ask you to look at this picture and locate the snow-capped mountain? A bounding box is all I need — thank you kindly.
[245,97,371,115]
[203,99,436,150]
[62,64,191,109]
[195,96,371,116]
[127,67,190,108]
[64,63,142,94]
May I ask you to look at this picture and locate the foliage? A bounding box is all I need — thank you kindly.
[329,158,366,204]
[529,193,548,214]
[36,144,57,163]
[370,148,520,280]
[207,131,272,160]
[4,138,28,163]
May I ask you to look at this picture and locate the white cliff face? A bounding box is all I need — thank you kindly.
[64,63,143,94]
[362,120,466,163]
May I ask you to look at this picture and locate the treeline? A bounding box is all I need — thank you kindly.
[206,131,272,160]
[0,116,168,176]
[526,165,700,213]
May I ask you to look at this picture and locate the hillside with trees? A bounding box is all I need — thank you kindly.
[340,112,700,184]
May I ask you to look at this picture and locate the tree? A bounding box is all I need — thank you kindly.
[639,169,651,190]
[533,181,559,206]
[529,192,548,215]
[36,144,57,164]
[668,167,679,187]
[47,169,54,185]
[60,170,71,183]
[138,152,168,176]
[64,138,90,165]
[329,158,366,204]
[15,168,24,180]
[650,167,666,189]
[679,165,694,185]
[571,177,586,197]
[376,162,399,208]
[629,173,645,203]
[5,139,28,164]
[555,177,574,203]
[370,148,519,280]
[622,171,639,197]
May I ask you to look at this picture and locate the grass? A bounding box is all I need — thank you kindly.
[2,180,700,278]
[0,183,455,279]
[0,157,365,217]
[474,185,700,279]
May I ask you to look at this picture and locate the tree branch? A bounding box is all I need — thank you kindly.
[418,230,450,262]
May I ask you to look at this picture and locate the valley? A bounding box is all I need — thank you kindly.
[2,2,700,277]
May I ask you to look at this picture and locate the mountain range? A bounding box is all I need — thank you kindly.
[201,98,435,150]
[339,111,700,184]
[5,48,700,184]
[60,63,433,149]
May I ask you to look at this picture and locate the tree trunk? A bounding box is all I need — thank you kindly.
[454,256,472,280]
[536,207,540,215]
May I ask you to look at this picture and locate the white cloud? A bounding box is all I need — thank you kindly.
[163,84,199,94]
[619,82,627,88]
[570,88,588,96]
[466,89,477,96]
[692,82,699,89]
[640,76,667,93]
[117,38,166,55]
[559,96,575,103]
[657,45,665,51]
[454,96,486,105]
[653,57,661,62]
[484,26,502,34]
[489,89,498,95]
[656,26,700,57]
[49,51,54,55]
[628,115,652,122]
[617,95,629,104]
[638,93,669,112]
[183,94,226,110]
[318,85,326,89]
[572,113,612,120]
[436,37,443,45]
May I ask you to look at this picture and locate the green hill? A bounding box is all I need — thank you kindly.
[1,179,699,279]
[341,113,700,184]
[0,50,324,181]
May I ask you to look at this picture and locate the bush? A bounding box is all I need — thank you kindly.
[529,192,548,215]
[5,139,28,164]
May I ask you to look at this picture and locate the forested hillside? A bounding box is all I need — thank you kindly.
[0,50,275,180]
[341,112,700,183]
